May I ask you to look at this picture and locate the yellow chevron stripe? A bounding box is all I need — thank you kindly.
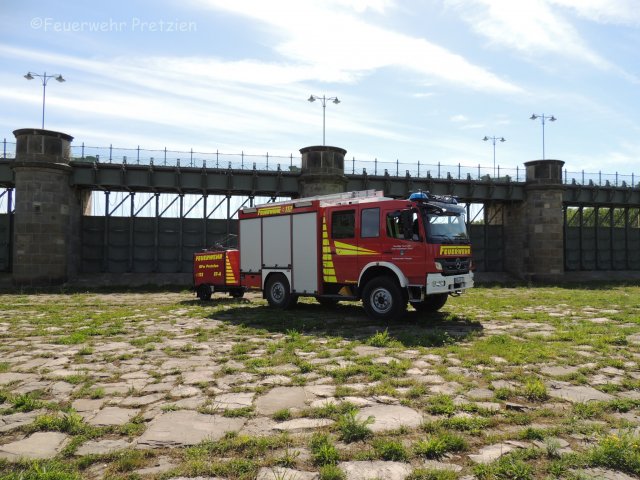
[333,241,378,256]
[322,216,337,282]
[225,256,236,283]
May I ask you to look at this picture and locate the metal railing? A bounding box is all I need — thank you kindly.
[2,138,639,187]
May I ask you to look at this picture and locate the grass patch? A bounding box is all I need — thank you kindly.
[414,432,467,459]
[336,410,373,443]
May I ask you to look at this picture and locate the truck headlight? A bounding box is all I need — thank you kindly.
[432,280,446,287]
[434,261,443,271]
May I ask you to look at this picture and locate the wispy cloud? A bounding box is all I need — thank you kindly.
[445,0,610,68]
[191,0,522,93]
[548,0,640,26]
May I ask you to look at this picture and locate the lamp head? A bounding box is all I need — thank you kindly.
[530,114,538,120]
[500,137,506,142]
[24,73,34,80]
[549,115,556,122]
[55,75,65,83]
[307,95,316,103]
[332,97,340,104]
[482,136,489,141]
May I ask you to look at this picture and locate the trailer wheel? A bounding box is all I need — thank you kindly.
[230,289,244,299]
[265,274,295,309]
[197,284,212,301]
[362,276,406,321]
[413,293,448,312]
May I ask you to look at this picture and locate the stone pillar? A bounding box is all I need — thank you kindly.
[298,146,348,197]
[11,128,86,285]
[504,159,565,280]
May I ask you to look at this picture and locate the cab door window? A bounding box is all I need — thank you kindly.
[331,210,355,239]
[386,209,421,241]
[361,208,380,238]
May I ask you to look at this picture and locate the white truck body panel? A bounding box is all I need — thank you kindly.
[262,215,291,269]
[292,212,318,294]
[239,218,261,273]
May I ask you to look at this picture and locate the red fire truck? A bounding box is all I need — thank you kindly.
[194,190,473,321]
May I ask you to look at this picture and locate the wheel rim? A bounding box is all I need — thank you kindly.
[370,287,393,314]
[271,282,285,303]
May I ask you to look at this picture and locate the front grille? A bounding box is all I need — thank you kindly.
[438,257,471,276]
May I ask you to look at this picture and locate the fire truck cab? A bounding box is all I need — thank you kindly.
[237,190,473,321]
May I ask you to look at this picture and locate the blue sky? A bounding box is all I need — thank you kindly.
[2,0,640,179]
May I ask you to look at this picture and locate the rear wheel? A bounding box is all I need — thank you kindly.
[362,276,406,321]
[413,293,448,312]
[197,284,212,301]
[265,274,296,309]
[230,289,245,299]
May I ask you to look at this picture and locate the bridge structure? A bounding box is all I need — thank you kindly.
[0,128,639,285]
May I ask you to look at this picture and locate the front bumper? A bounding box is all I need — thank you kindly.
[425,272,474,295]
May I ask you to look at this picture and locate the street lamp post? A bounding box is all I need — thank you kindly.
[482,136,506,178]
[307,94,340,146]
[530,113,556,160]
[24,71,66,129]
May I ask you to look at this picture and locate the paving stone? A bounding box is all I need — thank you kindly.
[305,385,336,397]
[87,407,140,426]
[256,467,319,480]
[353,345,383,357]
[255,387,310,415]
[72,398,105,413]
[339,460,412,480]
[182,370,218,385]
[273,418,334,432]
[466,388,494,400]
[0,432,69,460]
[134,456,177,476]
[95,382,131,395]
[240,417,279,436]
[421,460,463,472]
[0,410,43,433]
[136,410,246,448]
[118,393,164,407]
[11,381,51,395]
[540,365,579,377]
[141,382,174,393]
[172,396,207,410]
[547,382,614,403]
[211,392,254,410]
[258,375,293,386]
[0,373,38,386]
[428,382,461,395]
[356,405,422,433]
[576,468,638,480]
[170,385,201,398]
[75,438,131,456]
[468,442,520,464]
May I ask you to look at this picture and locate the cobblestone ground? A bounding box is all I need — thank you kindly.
[0,288,639,479]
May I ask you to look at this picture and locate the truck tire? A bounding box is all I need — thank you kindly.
[197,284,212,301]
[265,274,296,309]
[230,289,245,299]
[362,276,406,321]
[413,293,448,312]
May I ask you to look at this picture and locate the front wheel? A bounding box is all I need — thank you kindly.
[413,293,448,313]
[196,284,212,301]
[362,276,406,321]
[230,289,245,299]
[265,274,296,309]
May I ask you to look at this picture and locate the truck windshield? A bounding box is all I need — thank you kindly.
[424,212,470,244]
